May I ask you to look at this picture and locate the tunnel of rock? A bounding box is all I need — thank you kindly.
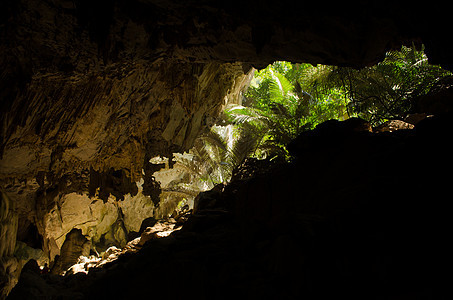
[1,1,453,299]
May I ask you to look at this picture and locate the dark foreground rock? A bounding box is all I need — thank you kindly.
[8,114,453,300]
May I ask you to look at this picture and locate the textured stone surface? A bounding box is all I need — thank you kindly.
[50,229,90,275]
[1,0,451,77]
[0,62,248,181]
[374,119,415,132]
[61,216,186,276]
[0,191,18,299]
[0,60,248,295]
[40,193,118,258]
[12,242,47,271]
[119,191,155,234]
[0,192,17,259]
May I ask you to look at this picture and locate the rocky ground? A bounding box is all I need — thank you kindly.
[63,212,190,276]
[7,112,453,300]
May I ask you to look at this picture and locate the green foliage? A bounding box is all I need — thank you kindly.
[229,60,350,160]
[178,124,260,188]
[178,45,451,188]
[228,45,451,163]
[307,45,451,124]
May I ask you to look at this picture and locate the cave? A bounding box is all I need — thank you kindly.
[1,1,453,299]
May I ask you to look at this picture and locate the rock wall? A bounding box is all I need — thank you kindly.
[0,60,249,284]
[0,56,250,298]
[0,4,253,273]
[0,62,248,180]
[0,192,18,298]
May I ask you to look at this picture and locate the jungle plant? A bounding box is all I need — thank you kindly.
[176,124,260,189]
[306,44,451,124]
[227,61,349,159]
[165,45,452,196]
[227,45,451,161]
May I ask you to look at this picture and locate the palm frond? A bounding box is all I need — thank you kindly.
[304,45,451,125]
[229,126,260,165]
[267,68,293,103]
[199,131,227,152]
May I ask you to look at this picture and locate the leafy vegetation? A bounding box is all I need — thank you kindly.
[225,44,451,161]
[174,125,259,190]
[175,45,451,191]
[306,45,451,124]
[228,61,351,159]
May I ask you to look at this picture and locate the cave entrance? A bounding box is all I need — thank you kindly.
[154,45,451,199]
[6,43,451,283]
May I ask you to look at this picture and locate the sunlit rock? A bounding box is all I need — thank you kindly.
[41,193,118,258]
[118,180,155,234]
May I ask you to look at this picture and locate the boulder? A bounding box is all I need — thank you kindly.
[101,246,121,261]
[374,120,415,132]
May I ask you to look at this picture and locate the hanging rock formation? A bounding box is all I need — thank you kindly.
[1,1,256,292]
[0,61,249,293]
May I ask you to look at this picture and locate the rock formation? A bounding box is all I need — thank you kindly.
[0,192,18,298]
[50,228,90,275]
[0,58,249,288]
[1,0,453,298]
[7,113,453,299]
[0,0,255,290]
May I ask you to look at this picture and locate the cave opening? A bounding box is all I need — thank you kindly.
[170,45,451,194]
[2,1,453,299]
[4,46,453,295]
